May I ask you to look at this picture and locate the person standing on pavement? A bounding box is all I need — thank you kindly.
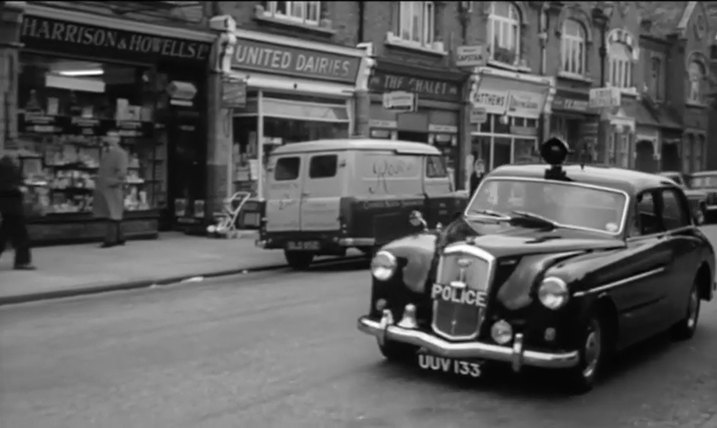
[93,130,128,248]
[469,156,486,197]
[0,151,35,270]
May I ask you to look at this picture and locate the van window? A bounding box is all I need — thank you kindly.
[274,157,300,181]
[309,155,338,179]
[426,155,448,178]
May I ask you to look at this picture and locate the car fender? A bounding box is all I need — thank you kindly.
[380,233,438,293]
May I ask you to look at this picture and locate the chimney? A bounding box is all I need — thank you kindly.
[641,18,652,33]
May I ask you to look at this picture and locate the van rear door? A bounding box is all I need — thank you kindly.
[299,152,343,231]
[265,154,304,232]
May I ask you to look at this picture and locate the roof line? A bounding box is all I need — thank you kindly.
[677,1,697,36]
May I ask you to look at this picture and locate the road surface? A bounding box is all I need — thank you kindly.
[1,256,716,428]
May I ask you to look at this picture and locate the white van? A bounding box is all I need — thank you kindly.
[253,139,467,269]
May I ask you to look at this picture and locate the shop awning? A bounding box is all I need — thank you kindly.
[262,98,349,122]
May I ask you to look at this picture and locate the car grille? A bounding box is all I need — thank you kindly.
[431,245,495,341]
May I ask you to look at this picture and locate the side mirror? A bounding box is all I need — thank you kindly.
[409,210,428,231]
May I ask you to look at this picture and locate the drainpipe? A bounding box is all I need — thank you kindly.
[592,6,609,163]
[358,1,365,43]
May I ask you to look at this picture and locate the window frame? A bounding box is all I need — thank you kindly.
[308,154,338,179]
[658,187,692,230]
[425,155,448,178]
[561,19,587,76]
[687,60,706,104]
[488,1,521,66]
[631,189,660,237]
[273,156,302,181]
[398,1,436,47]
[608,41,633,89]
[265,1,321,26]
[650,56,662,100]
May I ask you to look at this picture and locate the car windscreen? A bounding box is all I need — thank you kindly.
[467,178,628,234]
[689,175,717,188]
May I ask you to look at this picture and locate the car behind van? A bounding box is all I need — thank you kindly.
[252,139,468,269]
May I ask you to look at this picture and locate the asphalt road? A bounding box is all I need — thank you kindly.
[1,254,716,428]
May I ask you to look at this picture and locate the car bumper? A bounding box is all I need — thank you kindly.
[357,310,580,372]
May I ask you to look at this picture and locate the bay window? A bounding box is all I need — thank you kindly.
[561,19,586,75]
[488,1,521,66]
[265,1,321,25]
[608,42,633,89]
[398,1,436,47]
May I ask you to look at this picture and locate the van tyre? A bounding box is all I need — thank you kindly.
[672,279,701,341]
[284,250,314,270]
[564,312,607,394]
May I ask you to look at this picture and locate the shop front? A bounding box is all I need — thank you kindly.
[469,67,554,171]
[549,85,599,162]
[681,106,709,173]
[227,31,368,198]
[366,60,466,184]
[634,99,661,173]
[11,5,213,244]
[600,95,637,169]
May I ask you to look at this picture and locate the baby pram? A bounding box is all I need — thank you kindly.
[207,191,252,238]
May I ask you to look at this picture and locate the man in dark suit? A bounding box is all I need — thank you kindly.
[0,152,35,270]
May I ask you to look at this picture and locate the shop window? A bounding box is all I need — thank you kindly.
[650,57,662,100]
[696,135,705,171]
[488,1,521,66]
[274,157,301,181]
[14,53,164,217]
[426,155,448,178]
[688,61,706,104]
[561,19,586,76]
[608,41,633,89]
[264,1,321,26]
[309,154,337,179]
[398,1,436,48]
[493,115,510,134]
[617,133,629,168]
[264,117,348,144]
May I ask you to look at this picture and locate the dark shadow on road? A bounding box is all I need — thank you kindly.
[307,257,370,272]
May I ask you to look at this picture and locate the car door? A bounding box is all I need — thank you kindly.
[265,154,304,232]
[299,152,343,231]
[617,189,674,346]
[657,186,702,323]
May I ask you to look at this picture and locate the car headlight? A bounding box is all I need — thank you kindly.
[371,251,397,281]
[538,277,569,310]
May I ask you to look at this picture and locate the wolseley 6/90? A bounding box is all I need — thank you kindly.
[254,139,467,270]
[357,138,716,392]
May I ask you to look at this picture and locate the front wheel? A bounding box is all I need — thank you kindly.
[672,280,701,340]
[564,313,607,394]
[284,250,314,270]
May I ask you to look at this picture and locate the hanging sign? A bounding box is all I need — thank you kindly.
[222,78,247,108]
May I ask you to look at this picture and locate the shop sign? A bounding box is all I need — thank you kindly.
[428,124,458,133]
[222,78,247,108]
[470,88,509,114]
[231,38,361,84]
[553,96,589,112]
[507,91,545,118]
[369,70,461,102]
[369,119,398,129]
[21,16,211,63]
[469,107,488,124]
[383,91,418,111]
[456,45,486,67]
[589,87,621,109]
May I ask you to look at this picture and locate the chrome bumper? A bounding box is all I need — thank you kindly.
[358,308,579,372]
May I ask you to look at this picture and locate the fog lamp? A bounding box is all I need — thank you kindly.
[491,320,513,345]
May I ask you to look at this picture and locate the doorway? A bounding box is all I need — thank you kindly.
[635,140,656,172]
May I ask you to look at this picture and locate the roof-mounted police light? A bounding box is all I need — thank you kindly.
[541,137,572,180]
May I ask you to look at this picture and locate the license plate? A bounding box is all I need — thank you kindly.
[286,240,321,251]
[243,212,260,226]
[417,354,482,378]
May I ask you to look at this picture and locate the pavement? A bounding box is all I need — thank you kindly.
[0,231,292,306]
[0,260,715,428]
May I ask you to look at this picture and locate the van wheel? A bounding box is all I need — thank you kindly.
[284,250,314,270]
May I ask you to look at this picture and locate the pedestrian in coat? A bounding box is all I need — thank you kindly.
[93,130,128,248]
[0,151,35,269]
[469,157,486,197]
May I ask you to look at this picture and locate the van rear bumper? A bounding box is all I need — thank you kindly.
[255,232,376,250]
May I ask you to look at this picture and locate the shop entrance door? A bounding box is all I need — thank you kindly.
[167,110,206,231]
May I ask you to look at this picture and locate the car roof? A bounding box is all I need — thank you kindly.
[487,163,675,194]
[270,139,442,155]
[691,171,717,177]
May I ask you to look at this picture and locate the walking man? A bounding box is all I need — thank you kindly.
[93,130,128,248]
[0,151,35,269]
